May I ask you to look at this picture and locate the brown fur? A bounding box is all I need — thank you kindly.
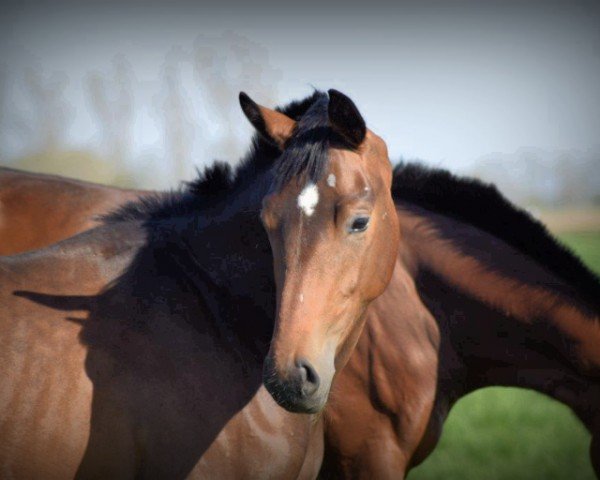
[0,220,324,478]
[3,166,599,478]
[0,167,148,255]
[322,203,600,477]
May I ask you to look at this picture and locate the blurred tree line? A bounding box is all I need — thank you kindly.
[470,147,600,208]
[0,32,280,189]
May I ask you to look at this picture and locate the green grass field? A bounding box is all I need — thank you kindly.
[409,231,600,480]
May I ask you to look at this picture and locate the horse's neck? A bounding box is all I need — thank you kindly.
[1,220,146,292]
[147,166,274,306]
[179,202,272,290]
[397,204,600,425]
[171,204,275,355]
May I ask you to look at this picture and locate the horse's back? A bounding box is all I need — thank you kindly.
[0,167,145,255]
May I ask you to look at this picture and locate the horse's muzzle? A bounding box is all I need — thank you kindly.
[262,355,327,413]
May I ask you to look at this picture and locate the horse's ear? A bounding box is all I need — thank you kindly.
[239,92,297,150]
[327,89,366,148]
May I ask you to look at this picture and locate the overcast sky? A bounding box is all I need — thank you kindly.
[1,0,599,183]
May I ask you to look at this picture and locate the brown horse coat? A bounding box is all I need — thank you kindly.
[5,165,599,479]
[2,97,600,478]
[0,218,323,479]
[323,199,600,477]
[0,167,148,255]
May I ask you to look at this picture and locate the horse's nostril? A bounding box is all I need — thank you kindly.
[295,357,320,396]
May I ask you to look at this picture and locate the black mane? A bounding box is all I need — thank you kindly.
[392,162,600,311]
[103,90,333,223]
[274,93,331,188]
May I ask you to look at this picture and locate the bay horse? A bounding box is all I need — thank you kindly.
[0,167,148,255]
[3,93,600,478]
[322,165,600,477]
[0,90,400,478]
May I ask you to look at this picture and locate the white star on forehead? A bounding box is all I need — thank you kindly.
[327,174,336,187]
[297,182,319,216]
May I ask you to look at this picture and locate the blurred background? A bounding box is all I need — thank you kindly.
[1,0,599,478]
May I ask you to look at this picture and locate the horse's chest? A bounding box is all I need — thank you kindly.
[183,387,319,479]
[122,348,318,479]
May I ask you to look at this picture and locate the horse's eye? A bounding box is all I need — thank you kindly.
[349,216,370,233]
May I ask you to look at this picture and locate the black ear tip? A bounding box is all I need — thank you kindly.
[327,89,347,104]
[327,89,366,146]
[239,91,252,109]
[239,91,261,123]
[327,89,359,114]
[327,88,353,108]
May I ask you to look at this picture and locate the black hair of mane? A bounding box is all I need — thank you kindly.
[274,93,330,188]
[392,162,600,311]
[102,90,337,223]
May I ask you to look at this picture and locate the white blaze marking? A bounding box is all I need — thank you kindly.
[297,183,319,216]
[299,293,304,303]
[327,174,336,188]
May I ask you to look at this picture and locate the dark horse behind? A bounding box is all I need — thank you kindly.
[1,92,600,478]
